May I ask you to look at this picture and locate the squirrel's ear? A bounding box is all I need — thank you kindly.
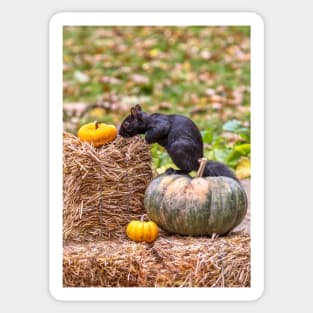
[135,104,142,112]
[130,107,137,118]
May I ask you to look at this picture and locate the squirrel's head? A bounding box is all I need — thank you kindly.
[119,104,148,137]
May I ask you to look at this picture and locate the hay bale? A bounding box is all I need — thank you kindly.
[63,132,153,242]
[63,233,250,287]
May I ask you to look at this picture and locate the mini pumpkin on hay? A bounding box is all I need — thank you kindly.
[77,121,117,147]
[144,158,247,236]
[126,216,158,243]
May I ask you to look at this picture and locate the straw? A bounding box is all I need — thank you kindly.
[63,132,153,242]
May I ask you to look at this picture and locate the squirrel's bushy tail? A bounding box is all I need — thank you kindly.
[203,160,239,182]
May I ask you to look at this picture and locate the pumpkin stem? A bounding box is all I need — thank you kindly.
[140,215,146,222]
[196,158,208,177]
[95,120,99,129]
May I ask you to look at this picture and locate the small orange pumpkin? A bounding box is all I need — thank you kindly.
[77,121,117,147]
[126,216,158,243]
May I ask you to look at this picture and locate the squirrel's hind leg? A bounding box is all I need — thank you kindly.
[166,140,202,174]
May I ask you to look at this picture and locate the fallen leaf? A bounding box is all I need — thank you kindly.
[88,107,106,119]
[131,74,149,84]
[211,102,222,110]
[149,48,160,58]
[235,157,250,179]
[74,70,89,83]
[204,88,216,96]
[158,102,172,110]
[100,76,121,84]
[63,102,88,115]
[200,50,211,60]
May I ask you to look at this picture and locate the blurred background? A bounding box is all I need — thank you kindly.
[63,26,250,177]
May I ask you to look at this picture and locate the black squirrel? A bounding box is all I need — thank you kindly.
[119,104,239,181]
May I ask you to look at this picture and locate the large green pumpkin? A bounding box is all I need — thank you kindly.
[144,160,247,236]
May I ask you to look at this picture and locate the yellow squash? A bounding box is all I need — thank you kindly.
[77,121,117,147]
[126,218,158,243]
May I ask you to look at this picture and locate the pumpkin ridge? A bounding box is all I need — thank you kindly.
[145,222,154,242]
[228,179,238,230]
[232,180,248,228]
[218,179,237,233]
[185,179,210,235]
[159,176,190,233]
[139,222,144,241]
[205,179,213,234]
[177,179,193,234]
[146,174,185,232]
[229,179,240,229]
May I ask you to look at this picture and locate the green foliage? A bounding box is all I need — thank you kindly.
[150,143,177,175]
[223,120,250,141]
[202,120,250,168]
[227,144,251,167]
